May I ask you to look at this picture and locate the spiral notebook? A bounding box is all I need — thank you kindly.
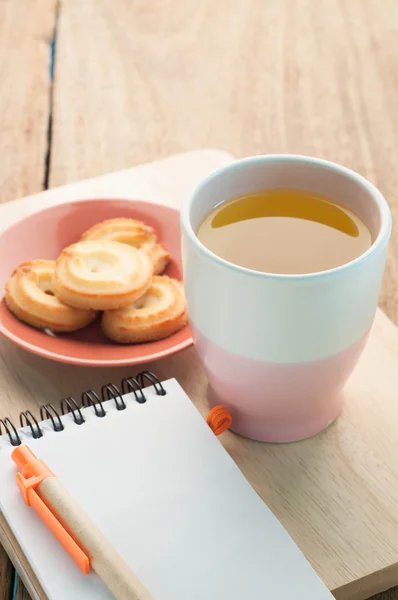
[0,372,333,600]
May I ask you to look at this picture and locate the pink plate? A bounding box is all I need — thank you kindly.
[0,199,192,366]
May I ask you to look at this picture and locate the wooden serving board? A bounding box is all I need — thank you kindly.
[0,150,398,599]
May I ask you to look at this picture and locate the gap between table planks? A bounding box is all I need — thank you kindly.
[1,151,398,600]
[0,0,57,204]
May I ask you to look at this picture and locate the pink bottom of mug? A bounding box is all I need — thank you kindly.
[193,326,369,442]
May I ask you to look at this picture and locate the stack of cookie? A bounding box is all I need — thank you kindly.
[5,218,188,344]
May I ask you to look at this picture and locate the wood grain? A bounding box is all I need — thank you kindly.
[0,152,398,600]
[0,545,13,600]
[14,577,31,600]
[372,592,398,600]
[0,0,57,204]
[50,0,398,323]
[0,512,45,600]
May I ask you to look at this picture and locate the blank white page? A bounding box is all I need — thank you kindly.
[0,379,333,599]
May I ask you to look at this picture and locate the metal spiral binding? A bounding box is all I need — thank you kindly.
[81,390,106,418]
[19,411,42,440]
[0,371,166,447]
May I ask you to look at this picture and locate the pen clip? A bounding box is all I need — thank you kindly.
[16,472,90,574]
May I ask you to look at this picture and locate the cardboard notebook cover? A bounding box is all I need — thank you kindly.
[0,150,397,600]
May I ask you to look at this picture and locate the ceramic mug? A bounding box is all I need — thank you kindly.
[181,155,392,442]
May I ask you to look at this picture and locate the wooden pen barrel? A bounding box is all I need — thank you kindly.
[39,477,153,600]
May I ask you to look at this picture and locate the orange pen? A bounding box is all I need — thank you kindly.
[12,445,153,600]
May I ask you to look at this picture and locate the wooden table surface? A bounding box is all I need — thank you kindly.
[1,1,398,598]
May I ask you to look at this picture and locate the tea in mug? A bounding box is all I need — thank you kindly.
[196,189,372,274]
